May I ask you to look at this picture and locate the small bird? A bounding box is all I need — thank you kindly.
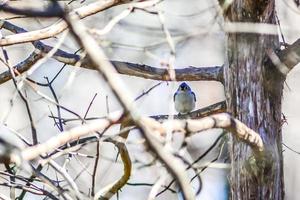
[174,82,196,114]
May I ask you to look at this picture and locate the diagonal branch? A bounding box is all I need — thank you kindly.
[64,13,196,200]
[0,0,128,46]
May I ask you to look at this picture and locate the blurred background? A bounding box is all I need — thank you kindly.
[0,0,299,199]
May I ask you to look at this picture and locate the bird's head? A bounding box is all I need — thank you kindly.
[178,82,190,91]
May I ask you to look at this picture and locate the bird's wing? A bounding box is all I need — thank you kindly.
[192,91,196,101]
[173,92,177,102]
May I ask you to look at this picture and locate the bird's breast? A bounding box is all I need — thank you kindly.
[174,92,195,114]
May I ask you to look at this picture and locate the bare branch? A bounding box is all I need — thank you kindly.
[0,54,223,84]
[109,61,223,82]
[0,20,223,84]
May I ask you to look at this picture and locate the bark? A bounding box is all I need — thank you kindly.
[223,1,285,199]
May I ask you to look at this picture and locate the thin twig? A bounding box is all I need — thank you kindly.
[91,141,100,196]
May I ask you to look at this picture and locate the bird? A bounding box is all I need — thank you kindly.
[174,82,196,114]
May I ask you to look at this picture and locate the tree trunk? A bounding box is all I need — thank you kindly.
[223,1,285,199]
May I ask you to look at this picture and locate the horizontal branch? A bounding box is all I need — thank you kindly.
[0,54,223,84]
[111,61,223,82]
[277,38,300,74]
[0,20,224,84]
[0,0,126,46]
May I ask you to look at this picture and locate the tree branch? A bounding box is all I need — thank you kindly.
[110,61,223,82]
[0,20,223,83]
[0,52,223,84]
[0,20,224,84]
